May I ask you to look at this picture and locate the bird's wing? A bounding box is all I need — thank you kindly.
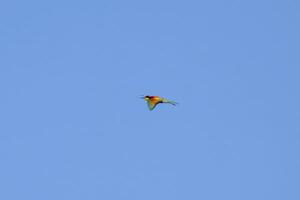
[147,101,158,110]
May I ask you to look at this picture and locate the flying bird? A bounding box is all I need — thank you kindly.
[141,95,178,111]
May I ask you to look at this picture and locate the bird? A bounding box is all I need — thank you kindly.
[141,95,178,111]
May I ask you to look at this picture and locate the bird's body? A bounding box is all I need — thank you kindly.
[142,95,177,110]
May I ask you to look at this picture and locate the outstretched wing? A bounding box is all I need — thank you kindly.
[147,101,158,110]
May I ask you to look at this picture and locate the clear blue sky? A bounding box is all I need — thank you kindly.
[0,0,299,199]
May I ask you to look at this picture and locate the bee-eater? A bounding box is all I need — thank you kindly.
[141,95,178,111]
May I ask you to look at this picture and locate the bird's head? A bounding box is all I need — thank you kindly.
[140,95,150,100]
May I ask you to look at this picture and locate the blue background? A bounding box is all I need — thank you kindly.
[0,0,299,199]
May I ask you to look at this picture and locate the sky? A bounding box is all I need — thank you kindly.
[0,0,299,199]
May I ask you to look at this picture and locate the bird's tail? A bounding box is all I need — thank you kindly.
[163,98,178,106]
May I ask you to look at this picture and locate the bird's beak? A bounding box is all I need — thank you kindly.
[139,95,145,99]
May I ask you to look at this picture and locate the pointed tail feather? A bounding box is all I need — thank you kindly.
[162,99,178,106]
[168,101,178,106]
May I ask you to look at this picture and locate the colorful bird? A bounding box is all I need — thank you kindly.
[141,95,178,111]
